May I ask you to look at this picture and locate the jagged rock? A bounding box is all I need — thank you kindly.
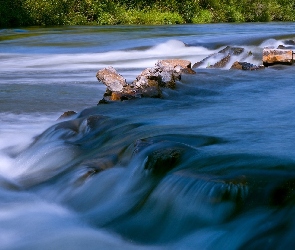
[263,49,293,66]
[218,46,244,55]
[230,61,265,70]
[193,46,245,68]
[57,110,77,120]
[133,59,195,90]
[208,54,231,68]
[97,59,194,103]
[96,66,127,92]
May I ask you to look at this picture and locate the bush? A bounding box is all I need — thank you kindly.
[192,9,213,23]
[1,0,295,27]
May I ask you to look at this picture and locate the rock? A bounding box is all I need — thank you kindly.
[57,110,77,120]
[181,67,197,74]
[133,59,195,90]
[208,54,231,68]
[144,147,183,175]
[277,45,287,49]
[263,49,293,66]
[218,46,244,55]
[193,46,245,68]
[284,39,295,45]
[230,61,265,70]
[156,59,192,69]
[96,66,127,92]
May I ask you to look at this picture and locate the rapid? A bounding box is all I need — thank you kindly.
[1,23,295,249]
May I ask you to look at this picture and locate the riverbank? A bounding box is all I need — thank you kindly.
[1,0,295,27]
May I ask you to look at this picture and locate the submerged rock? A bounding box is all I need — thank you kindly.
[58,110,77,120]
[208,54,231,68]
[230,61,265,70]
[284,39,295,46]
[144,147,182,175]
[277,45,288,49]
[193,46,245,69]
[218,46,244,55]
[96,59,195,102]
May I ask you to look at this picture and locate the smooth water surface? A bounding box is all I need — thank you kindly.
[1,23,295,249]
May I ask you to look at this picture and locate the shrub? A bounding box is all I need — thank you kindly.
[192,9,213,23]
[1,0,295,27]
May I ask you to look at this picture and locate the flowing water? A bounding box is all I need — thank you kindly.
[1,23,295,249]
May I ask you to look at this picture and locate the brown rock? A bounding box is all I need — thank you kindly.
[110,91,137,101]
[208,54,231,68]
[231,61,243,70]
[263,49,293,66]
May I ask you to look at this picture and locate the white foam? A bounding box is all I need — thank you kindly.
[260,38,282,49]
[0,40,212,72]
[0,113,58,180]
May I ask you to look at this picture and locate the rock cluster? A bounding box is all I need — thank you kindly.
[94,44,294,104]
[96,59,195,102]
[193,45,264,70]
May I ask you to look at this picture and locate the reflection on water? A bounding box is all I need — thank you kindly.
[1,23,295,249]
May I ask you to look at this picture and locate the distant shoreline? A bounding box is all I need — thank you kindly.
[1,0,295,28]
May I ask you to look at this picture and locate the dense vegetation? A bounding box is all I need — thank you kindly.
[1,0,295,27]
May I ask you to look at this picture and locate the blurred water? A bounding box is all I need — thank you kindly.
[1,23,295,249]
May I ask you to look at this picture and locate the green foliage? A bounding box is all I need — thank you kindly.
[0,0,295,27]
[192,10,213,23]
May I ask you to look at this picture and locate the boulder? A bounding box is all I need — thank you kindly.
[263,49,293,66]
[230,61,264,70]
[156,59,192,69]
[96,66,127,92]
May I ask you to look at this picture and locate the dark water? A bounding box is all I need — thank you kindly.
[1,23,295,249]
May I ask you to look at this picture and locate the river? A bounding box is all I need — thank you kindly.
[1,23,295,249]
